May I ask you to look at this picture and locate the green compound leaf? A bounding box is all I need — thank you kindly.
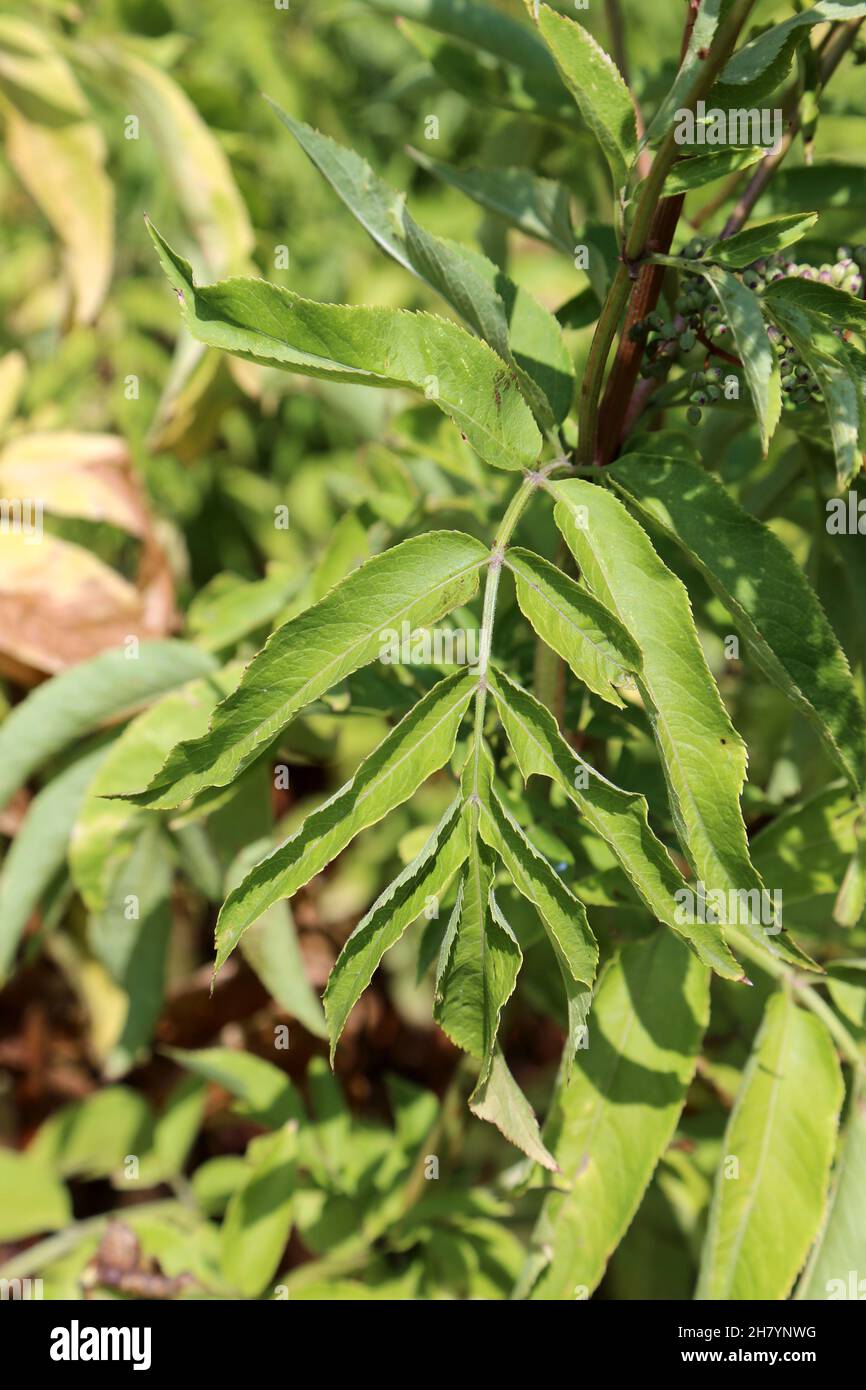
[762,280,866,489]
[697,990,843,1300]
[147,220,541,472]
[120,532,488,810]
[551,479,814,973]
[714,2,866,106]
[526,931,710,1299]
[693,263,781,454]
[476,779,596,1072]
[216,671,476,971]
[609,452,866,791]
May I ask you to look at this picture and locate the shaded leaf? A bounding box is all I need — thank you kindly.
[527,932,709,1299]
[697,991,843,1299]
[609,452,866,790]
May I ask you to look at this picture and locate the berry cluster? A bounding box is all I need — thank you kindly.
[628,240,866,427]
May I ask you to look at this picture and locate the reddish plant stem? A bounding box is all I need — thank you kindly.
[593,0,703,464]
[595,193,685,462]
[609,15,864,447]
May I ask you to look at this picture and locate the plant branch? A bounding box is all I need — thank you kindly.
[578,0,760,464]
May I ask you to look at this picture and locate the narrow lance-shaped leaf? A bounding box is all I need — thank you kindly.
[697,990,843,1300]
[221,1124,297,1299]
[120,532,488,810]
[224,833,328,1040]
[324,796,469,1058]
[147,221,541,473]
[434,842,521,1073]
[608,452,866,791]
[408,151,574,255]
[468,1047,558,1173]
[488,667,743,980]
[714,2,866,106]
[475,768,596,1072]
[0,641,216,812]
[528,3,636,194]
[526,932,710,1300]
[551,480,814,972]
[762,283,866,489]
[662,147,765,195]
[506,546,641,708]
[216,671,477,970]
[270,108,573,428]
[694,263,781,454]
[797,1075,866,1300]
[0,745,110,982]
[702,212,818,269]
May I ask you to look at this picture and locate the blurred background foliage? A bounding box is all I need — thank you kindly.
[0,0,865,1299]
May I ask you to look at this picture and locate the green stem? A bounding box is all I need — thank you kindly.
[726,927,864,1070]
[578,0,759,463]
[470,473,543,797]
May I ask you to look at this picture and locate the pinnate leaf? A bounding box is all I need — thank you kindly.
[488,667,743,980]
[325,797,469,1057]
[271,108,573,427]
